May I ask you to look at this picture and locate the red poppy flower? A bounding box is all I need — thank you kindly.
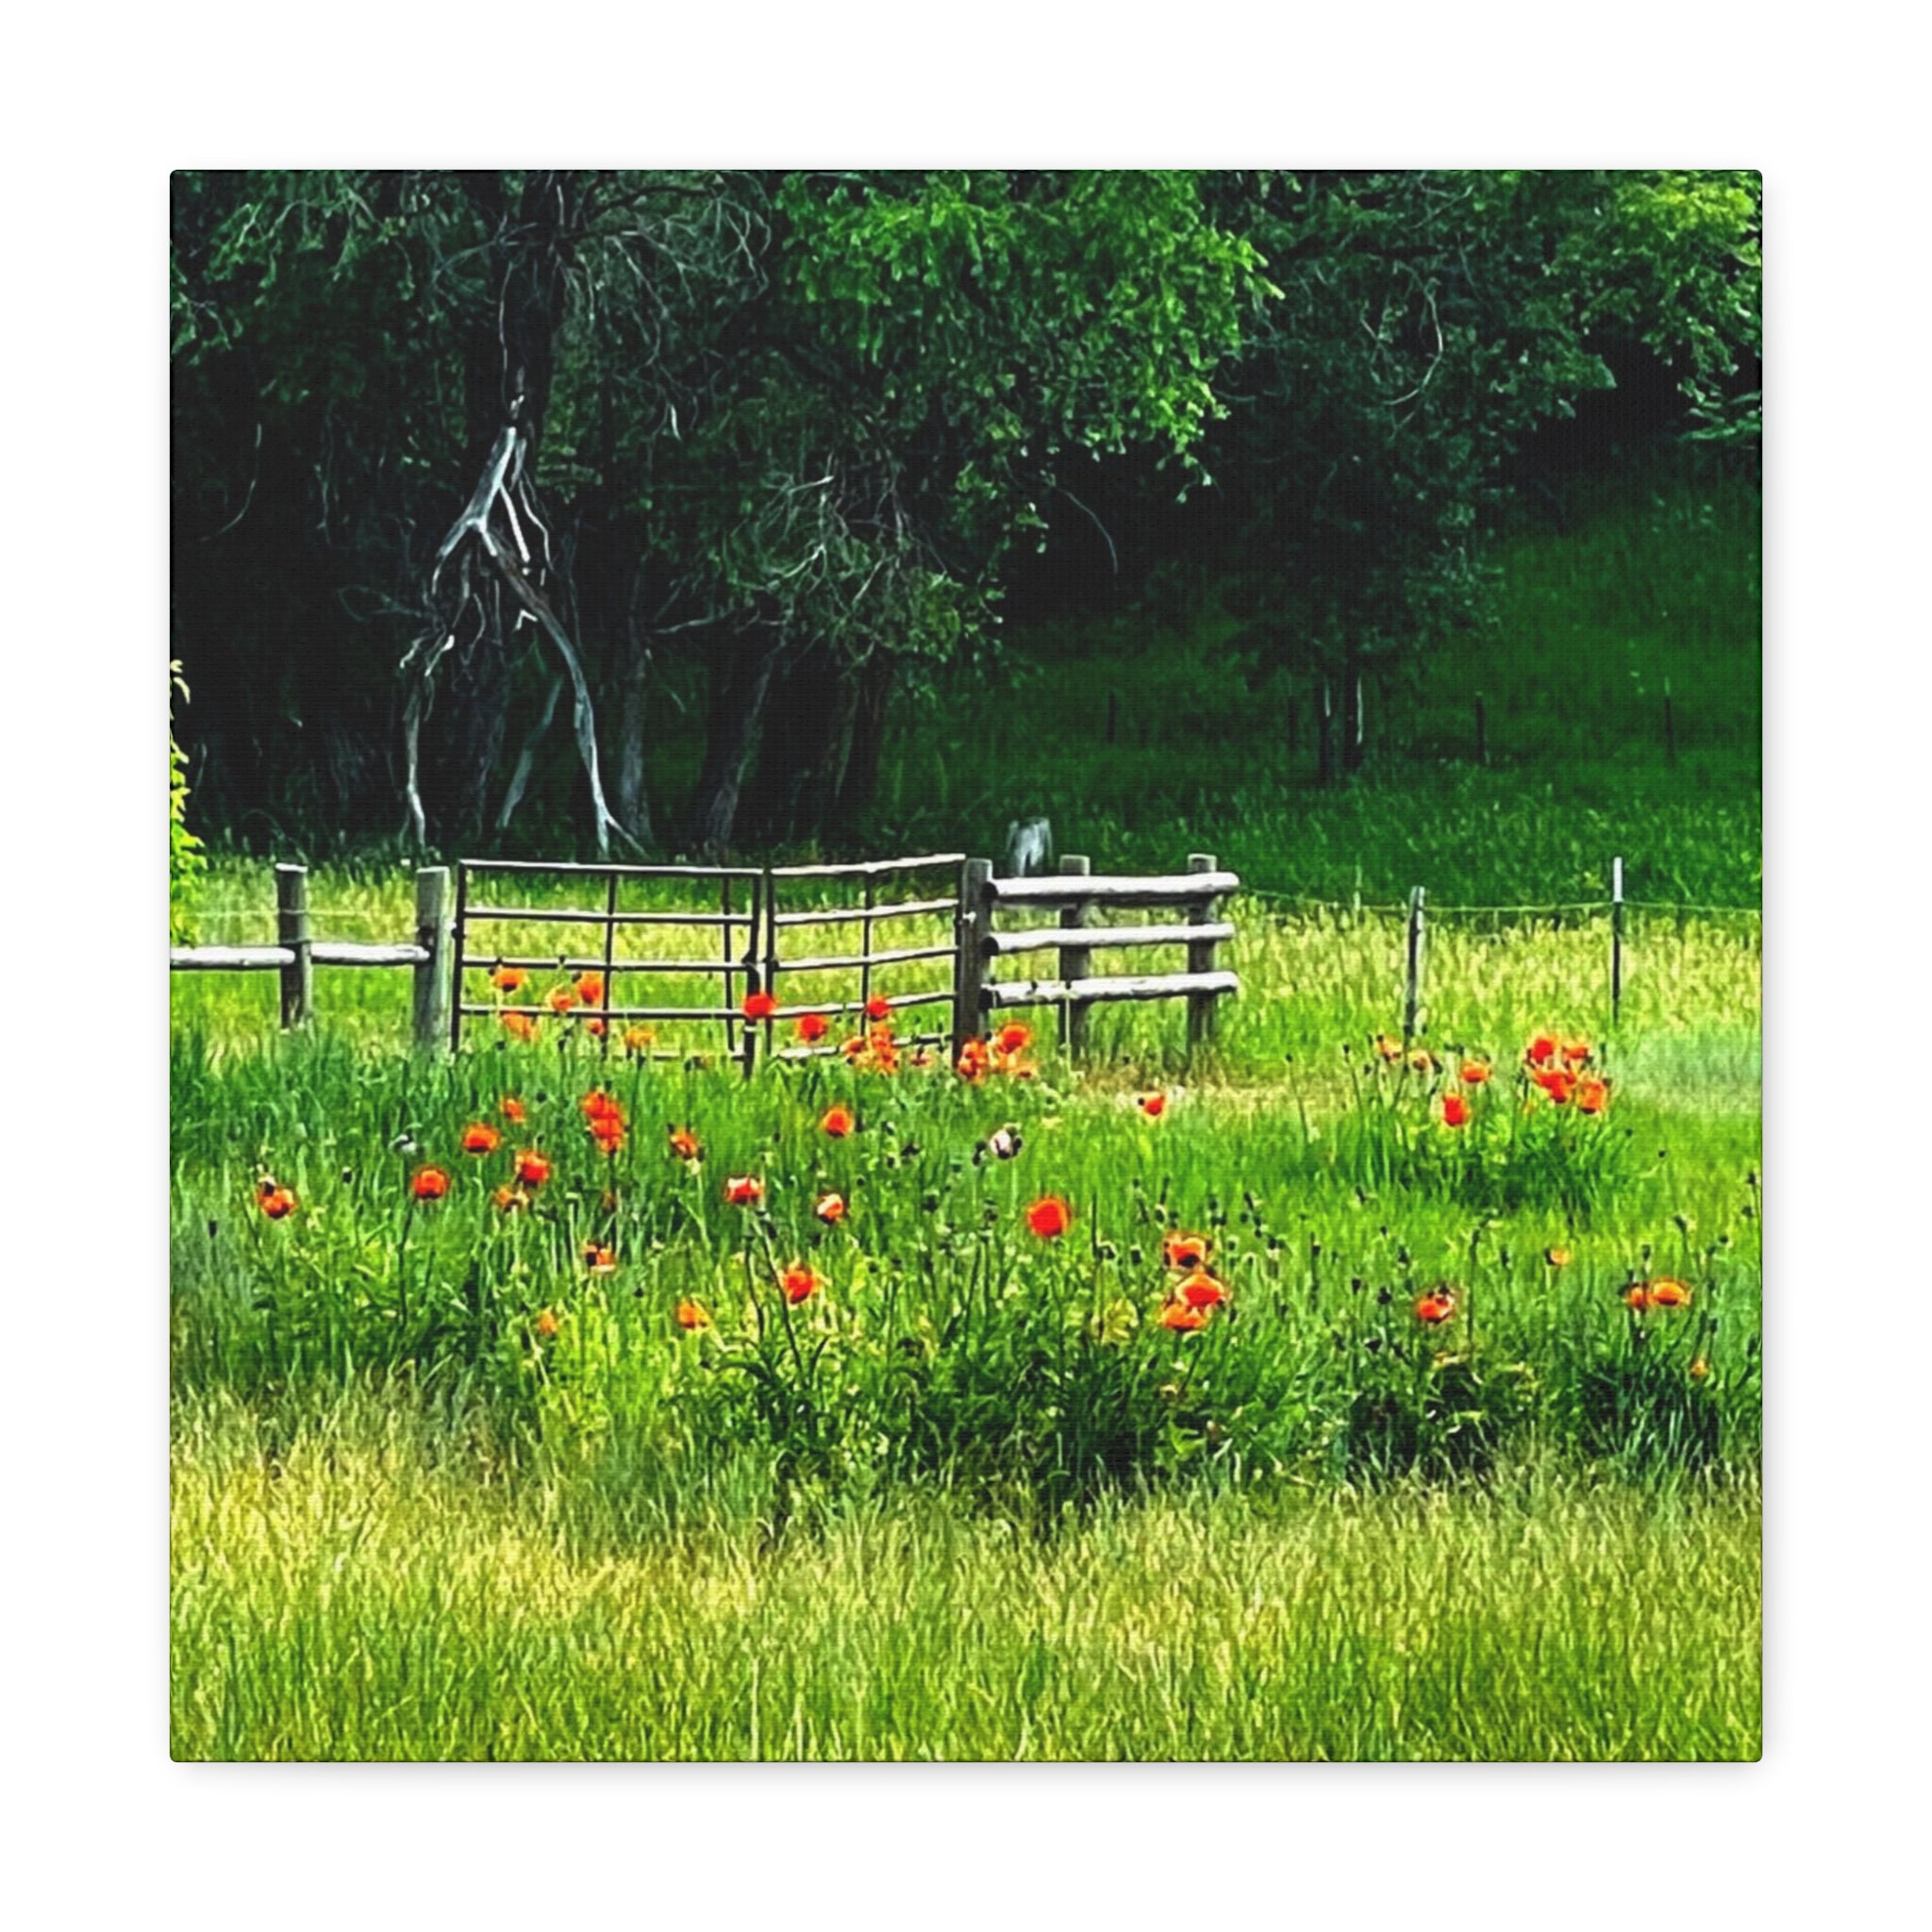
[490,965,527,994]
[257,1182,297,1221]
[675,1299,711,1331]
[1440,1093,1471,1128]
[996,1023,1032,1056]
[590,1119,625,1154]
[501,1011,539,1041]
[1162,1231,1209,1271]
[1139,1092,1168,1118]
[796,1012,829,1043]
[1525,1034,1557,1066]
[1575,1077,1609,1115]
[1532,1068,1575,1106]
[814,1191,846,1224]
[725,1174,764,1207]
[1624,1285,1653,1313]
[820,1104,856,1139]
[546,985,577,1014]
[513,1150,551,1188]
[742,991,777,1023]
[668,1127,701,1162]
[1413,1291,1457,1324]
[581,1090,622,1124]
[1560,1038,1592,1067]
[1178,1270,1226,1309]
[575,973,605,1006]
[1647,1277,1691,1308]
[582,1243,617,1275]
[534,1307,559,1341]
[866,995,893,1023]
[1026,1195,1072,1239]
[501,1096,527,1124]
[411,1165,451,1201]
[1160,1299,1209,1332]
[585,1018,607,1039]
[1459,1058,1491,1086]
[460,1123,501,1156]
[781,1264,821,1306]
[956,1038,991,1083]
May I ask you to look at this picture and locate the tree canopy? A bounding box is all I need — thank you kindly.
[170,168,1758,854]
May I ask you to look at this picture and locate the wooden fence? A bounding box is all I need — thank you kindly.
[171,851,1239,1061]
[957,852,1240,1052]
[169,863,453,1047]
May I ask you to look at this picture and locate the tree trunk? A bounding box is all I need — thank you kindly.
[831,654,897,838]
[682,626,779,856]
[741,639,853,843]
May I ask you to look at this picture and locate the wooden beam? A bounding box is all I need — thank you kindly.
[986,870,1241,907]
[982,970,1239,1009]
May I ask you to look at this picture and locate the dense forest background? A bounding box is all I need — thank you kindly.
[170,169,1759,870]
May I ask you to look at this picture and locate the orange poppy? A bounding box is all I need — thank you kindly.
[513,1150,551,1188]
[1575,1078,1609,1115]
[583,1243,617,1275]
[996,1023,1032,1056]
[623,1025,657,1056]
[257,1182,297,1221]
[591,1119,625,1154]
[546,985,578,1014]
[1460,1058,1491,1085]
[814,1191,846,1224]
[668,1127,701,1162]
[1689,1357,1711,1381]
[675,1299,711,1331]
[725,1174,764,1207]
[1139,1092,1168,1118]
[821,1104,856,1139]
[1525,1034,1557,1067]
[796,1012,829,1043]
[1532,1068,1575,1106]
[1440,1093,1471,1128]
[956,1038,991,1083]
[1544,1246,1573,1268]
[866,995,893,1023]
[1560,1038,1592,1067]
[490,965,527,994]
[742,991,777,1023]
[1413,1291,1457,1324]
[491,1185,528,1213]
[501,1096,527,1124]
[1162,1231,1209,1272]
[781,1264,821,1306]
[575,973,605,1006]
[581,1090,622,1124]
[1160,1300,1209,1332]
[1647,1277,1691,1308]
[585,1018,607,1039]
[534,1307,559,1341]
[460,1123,501,1156]
[501,1011,539,1041]
[1026,1195,1072,1239]
[1178,1270,1227,1310]
[411,1165,451,1201]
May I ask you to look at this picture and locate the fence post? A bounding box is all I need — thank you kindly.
[1403,885,1427,1043]
[275,863,311,1030]
[412,866,451,1051]
[1610,856,1625,1034]
[954,858,992,1058]
[1059,855,1091,1056]
[1187,852,1223,1052]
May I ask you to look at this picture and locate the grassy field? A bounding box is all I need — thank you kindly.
[173,1387,1759,1761]
[170,462,1760,1761]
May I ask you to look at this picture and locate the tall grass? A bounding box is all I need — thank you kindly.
[171,1387,1760,1761]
